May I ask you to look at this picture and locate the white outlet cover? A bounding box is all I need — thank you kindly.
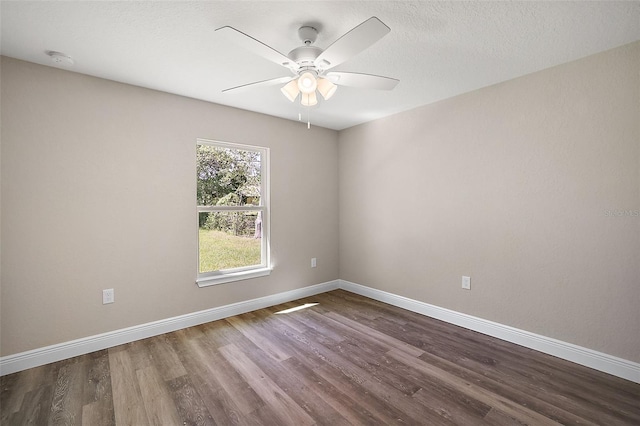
[462,276,471,290]
[102,288,115,304]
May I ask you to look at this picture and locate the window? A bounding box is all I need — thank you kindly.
[196,139,270,286]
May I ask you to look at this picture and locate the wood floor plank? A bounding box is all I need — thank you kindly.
[244,404,289,426]
[125,339,154,371]
[108,348,149,426]
[324,310,425,357]
[482,406,530,425]
[388,347,568,425]
[228,332,353,426]
[82,351,111,403]
[324,337,495,425]
[1,371,23,423]
[8,384,52,426]
[166,374,216,426]
[326,290,409,326]
[2,290,639,425]
[264,303,312,334]
[49,357,87,425]
[442,346,639,425]
[317,291,379,321]
[381,315,617,409]
[266,312,371,386]
[218,343,315,426]
[1,363,53,421]
[282,355,385,425]
[82,401,115,426]
[144,334,187,381]
[80,350,115,426]
[258,314,411,424]
[411,386,494,426]
[226,314,292,362]
[199,318,247,348]
[339,296,640,424]
[175,323,208,342]
[267,311,455,425]
[173,343,246,426]
[324,294,584,424]
[370,316,589,409]
[322,331,422,396]
[312,363,436,425]
[188,337,264,416]
[415,349,631,425]
[136,366,182,425]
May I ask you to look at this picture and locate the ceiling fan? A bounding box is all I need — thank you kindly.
[216,17,399,108]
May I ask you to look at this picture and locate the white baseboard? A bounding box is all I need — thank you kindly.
[0,280,339,376]
[338,279,640,384]
[3,278,638,384]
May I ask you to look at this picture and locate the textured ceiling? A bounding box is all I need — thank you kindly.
[2,1,639,130]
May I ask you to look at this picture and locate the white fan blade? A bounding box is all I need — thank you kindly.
[222,76,294,93]
[216,26,299,71]
[326,72,399,90]
[314,17,390,71]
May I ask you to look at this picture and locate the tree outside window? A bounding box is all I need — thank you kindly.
[196,140,269,284]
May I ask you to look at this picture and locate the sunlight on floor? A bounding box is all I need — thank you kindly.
[275,303,319,314]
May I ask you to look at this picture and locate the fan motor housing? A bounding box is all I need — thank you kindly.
[288,45,322,66]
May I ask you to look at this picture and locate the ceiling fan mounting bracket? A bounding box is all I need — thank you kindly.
[298,26,318,45]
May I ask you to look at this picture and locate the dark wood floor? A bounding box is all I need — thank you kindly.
[2,290,639,425]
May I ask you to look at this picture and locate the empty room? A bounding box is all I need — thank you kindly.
[1,1,639,425]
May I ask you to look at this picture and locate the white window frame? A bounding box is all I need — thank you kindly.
[196,139,271,287]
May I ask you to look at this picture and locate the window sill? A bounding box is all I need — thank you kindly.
[196,267,272,287]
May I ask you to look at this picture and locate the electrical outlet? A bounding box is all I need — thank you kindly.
[311,258,317,268]
[103,288,115,304]
[462,276,471,290]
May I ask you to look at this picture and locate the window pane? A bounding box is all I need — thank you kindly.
[197,145,261,207]
[198,211,262,273]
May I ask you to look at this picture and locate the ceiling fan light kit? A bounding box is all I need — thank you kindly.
[301,91,318,107]
[280,79,300,102]
[317,77,337,100]
[217,16,399,123]
[297,71,318,94]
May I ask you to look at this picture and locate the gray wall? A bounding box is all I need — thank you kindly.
[0,57,339,356]
[3,42,639,364]
[339,42,640,362]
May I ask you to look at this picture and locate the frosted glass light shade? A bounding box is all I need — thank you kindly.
[297,71,317,94]
[317,78,337,100]
[300,91,318,106]
[281,79,300,102]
